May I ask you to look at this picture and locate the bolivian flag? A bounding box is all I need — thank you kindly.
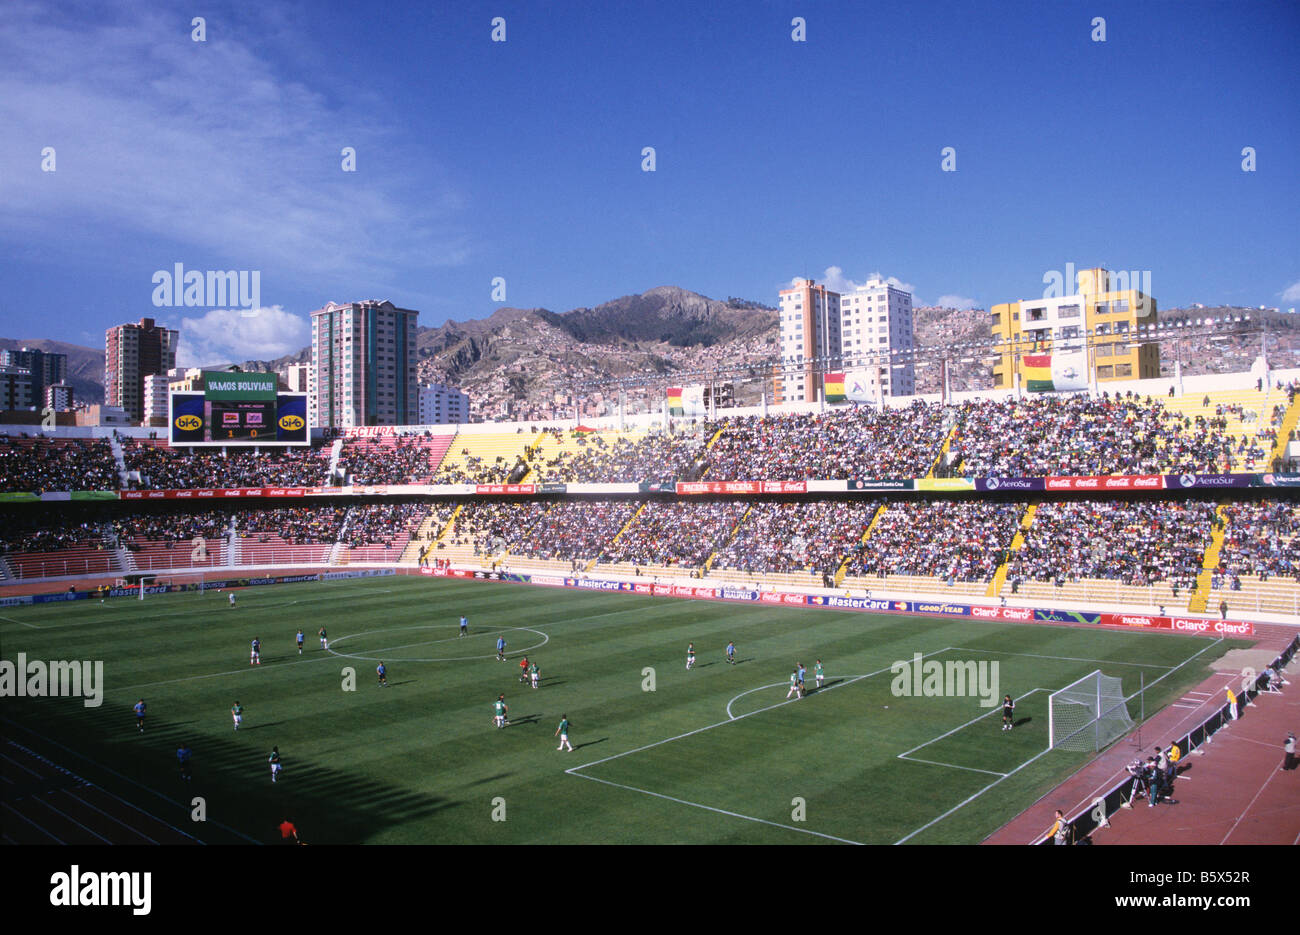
[1024,352,1088,393]
[667,387,684,416]
[824,372,846,403]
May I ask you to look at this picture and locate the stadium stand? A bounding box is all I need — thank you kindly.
[0,435,119,493]
[337,433,455,485]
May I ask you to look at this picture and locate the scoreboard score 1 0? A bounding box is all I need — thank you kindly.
[211,400,276,441]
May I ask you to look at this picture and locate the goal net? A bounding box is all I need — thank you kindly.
[1048,670,1134,752]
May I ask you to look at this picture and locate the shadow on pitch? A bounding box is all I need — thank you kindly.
[507,714,542,726]
[466,772,514,786]
[571,738,607,752]
[811,678,846,692]
[1012,716,1032,728]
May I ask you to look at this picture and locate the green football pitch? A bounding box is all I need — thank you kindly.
[0,576,1244,844]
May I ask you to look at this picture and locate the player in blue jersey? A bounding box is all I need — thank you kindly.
[377,662,388,687]
[296,629,305,655]
[496,636,507,662]
[460,615,469,638]
[250,637,261,666]
[134,698,147,733]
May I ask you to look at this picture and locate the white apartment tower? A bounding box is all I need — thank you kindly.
[837,277,915,398]
[418,383,470,425]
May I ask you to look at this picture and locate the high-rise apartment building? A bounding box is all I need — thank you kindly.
[105,317,179,424]
[143,373,171,426]
[286,363,311,393]
[0,347,67,408]
[44,383,75,411]
[776,276,915,403]
[990,267,1159,390]
[0,364,34,410]
[837,277,916,399]
[418,383,470,425]
[311,300,419,428]
[775,279,842,403]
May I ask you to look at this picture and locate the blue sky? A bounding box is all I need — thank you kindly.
[2,0,1297,367]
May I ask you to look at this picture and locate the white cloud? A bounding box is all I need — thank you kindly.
[1280,281,1300,303]
[0,2,470,286]
[787,267,917,295]
[176,306,308,368]
[934,294,981,310]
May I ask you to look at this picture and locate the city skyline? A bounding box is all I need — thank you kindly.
[2,0,1297,370]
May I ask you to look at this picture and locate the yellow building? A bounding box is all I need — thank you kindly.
[990,267,1159,390]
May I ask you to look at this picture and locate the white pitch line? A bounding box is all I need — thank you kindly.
[577,649,956,775]
[0,614,40,629]
[725,648,956,721]
[566,650,957,842]
[894,742,1063,845]
[116,627,541,691]
[1015,637,1232,844]
[570,772,864,844]
[896,689,1048,760]
[949,647,1174,670]
[896,755,1008,777]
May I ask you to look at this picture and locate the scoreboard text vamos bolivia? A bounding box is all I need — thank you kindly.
[170,371,308,446]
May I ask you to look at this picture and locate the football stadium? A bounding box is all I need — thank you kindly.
[3,377,1298,847]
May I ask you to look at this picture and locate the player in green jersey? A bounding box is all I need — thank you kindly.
[555,714,573,752]
[493,694,509,728]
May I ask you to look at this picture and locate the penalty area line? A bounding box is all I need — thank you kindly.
[567,771,863,845]
[724,647,956,721]
[565,649,957,842]
[896,688,1049,760]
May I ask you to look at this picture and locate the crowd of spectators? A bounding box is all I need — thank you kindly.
[0,514,113,554]
[238,506,349,544]
[711,500,880,575]
[429,453,521,485]
[705,404,950,480]
[449,501,550,553]
[510,500,640,561]
[113,510,232,544]
[528,429,710,484]
[945,393,1239,477]
[339,440,443,485]
[1008,500,1217,589]
[1216,500,1300,583]
[0,436,119,493]
[599,500,749,568]
[123,441,329,489]
[848,500,1025,583]
[345,502,426,547]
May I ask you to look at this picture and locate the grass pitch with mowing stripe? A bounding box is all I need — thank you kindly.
[0,576,1244,844]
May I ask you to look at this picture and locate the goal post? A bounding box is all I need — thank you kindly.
[1048,669,1134,752]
